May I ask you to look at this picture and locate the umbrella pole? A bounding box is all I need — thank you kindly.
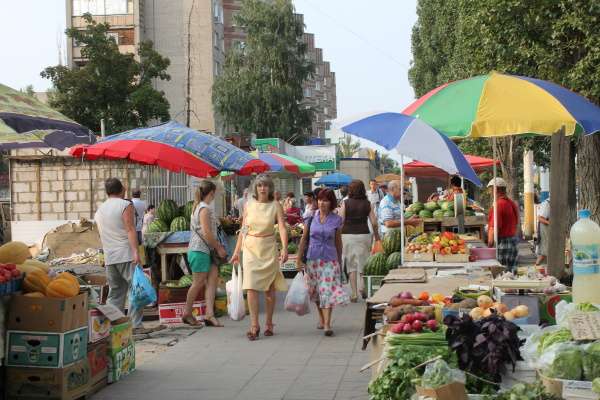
[400,156,405,266]
[493,138,498,257]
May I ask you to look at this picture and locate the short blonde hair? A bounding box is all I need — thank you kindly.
[252,174,275,201]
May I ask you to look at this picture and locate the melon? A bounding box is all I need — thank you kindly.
[443,210,455,217]
[157,199,179,225]
[440,201,451,211]
[419,210,433,218]
[432,209,445,218]
[365,252,387,276]
[0,241,30,264]
[382,229,403,255]
[386,252,403,269]
[424,201,440,211]
[170,216,190,232]
[404,211,415,219]
[411,202,424,212]
[147,219,169,233]
[183,201,195,221]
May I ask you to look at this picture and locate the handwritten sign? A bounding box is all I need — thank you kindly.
[569,312,600,340]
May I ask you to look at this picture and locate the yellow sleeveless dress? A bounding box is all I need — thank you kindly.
[242,200,288,292]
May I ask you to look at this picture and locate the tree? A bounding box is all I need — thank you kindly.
[20,85,35,97]
[212,0,314,143]
[41,14,171,134]
[338,135,361,158]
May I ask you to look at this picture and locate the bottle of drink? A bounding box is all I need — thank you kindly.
[571,209,600,304]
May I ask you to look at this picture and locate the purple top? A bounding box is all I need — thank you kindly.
[307,210,343,262]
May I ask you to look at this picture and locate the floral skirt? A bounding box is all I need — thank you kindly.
[305,259,350,308]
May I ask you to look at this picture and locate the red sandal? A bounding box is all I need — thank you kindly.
[247,326,260,341]
[264,323,275,337]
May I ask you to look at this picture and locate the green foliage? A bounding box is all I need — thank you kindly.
[212,0,313,143]
[41,14,170,134]
[338,135,361,158]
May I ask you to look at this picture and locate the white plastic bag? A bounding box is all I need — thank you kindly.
[284,271,311,316]
[226,264,245,321]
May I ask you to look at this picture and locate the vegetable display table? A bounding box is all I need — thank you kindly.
[157,243,188,282]
[362,271,493,349]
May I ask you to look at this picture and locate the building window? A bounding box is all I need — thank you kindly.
[324,77,328,86]
[324,107,329,116]
[315,81,321,91]
[73,0,129,16]
[323,92,328,101]
[213,0,224,23]
[303,87,312,98]
[106,31,119,44]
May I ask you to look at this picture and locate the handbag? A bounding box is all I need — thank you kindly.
[194,206,227,267]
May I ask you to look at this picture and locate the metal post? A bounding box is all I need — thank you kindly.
[400,155,405,266]
[523,150,535,238]
[492,138,498,256]
[100,119,105,138]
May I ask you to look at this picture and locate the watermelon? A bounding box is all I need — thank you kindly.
[404,211,415,219]
[443,210,455,217]
[411,202,424,212]
[178,275,193,288]
[432,209,445,218]
[183,201,195,221]
[440,201,451,211]
[465,209,475,216]
[170,216,190,232]
[365,253,387,275]
[386,252,402,269]
[157,199,179,225]
[382,229,403,255]
[419,210,433,218]
[424,201,439,211]
[287,242,298,254]
[147,219,169,233]
[219,263,233,280]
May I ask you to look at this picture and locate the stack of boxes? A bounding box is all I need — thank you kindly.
[157,281,205,325]
[87,308,110,394]
[107,320,135,383]
[4,293,91,400]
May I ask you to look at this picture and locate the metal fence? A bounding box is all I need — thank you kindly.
[144,166,190,206]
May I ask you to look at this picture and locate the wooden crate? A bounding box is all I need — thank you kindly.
[435,253,470,263]
[404,252,434,262]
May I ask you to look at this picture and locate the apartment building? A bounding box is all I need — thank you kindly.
[223,0,337,139]
[66,0,225,135]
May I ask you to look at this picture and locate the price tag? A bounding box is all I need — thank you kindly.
[562,380,598,400]
[569,312,600,340]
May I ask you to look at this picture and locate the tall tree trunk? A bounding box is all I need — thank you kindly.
[548,129,573,278]
[497,137,519,200]
[576,134,600,224]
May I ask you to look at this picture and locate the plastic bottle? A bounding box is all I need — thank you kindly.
[570,209,600,304]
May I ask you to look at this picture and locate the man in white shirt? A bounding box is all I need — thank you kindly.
[95,178,148,334]
[536,197,550,266]
[235,189,248,217]
[302,191,315,220]
[367,179,384,215]
[131,189,146,243]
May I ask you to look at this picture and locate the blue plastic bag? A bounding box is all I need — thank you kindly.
[129,265,156,310]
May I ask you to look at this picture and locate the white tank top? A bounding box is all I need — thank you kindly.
[95,197,133,265]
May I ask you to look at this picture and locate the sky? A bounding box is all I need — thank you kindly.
[0,0,418,121]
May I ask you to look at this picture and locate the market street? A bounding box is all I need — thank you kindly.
[94,297,371,400]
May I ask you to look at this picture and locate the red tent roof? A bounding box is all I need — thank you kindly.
[404,155,498,178]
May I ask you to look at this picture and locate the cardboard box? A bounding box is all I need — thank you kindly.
[158,301,206,325]
[108,342,135,384]
[87,338,108,385]
[88,308,111,344]
[5,359,90,400]
[80,274,109,305]
[416,382,468,400]
[8,293,88,333]
[109,321,133,356]
[6,328,88,368]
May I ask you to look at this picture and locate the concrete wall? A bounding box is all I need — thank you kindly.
[339,158,378,189]
[10,155,144,222]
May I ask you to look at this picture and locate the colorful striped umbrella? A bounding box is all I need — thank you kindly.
[404,155,499,179]
[0,83,94,150]
[70,121,269,178]
[402,71,600,138]
[254,151,316,176]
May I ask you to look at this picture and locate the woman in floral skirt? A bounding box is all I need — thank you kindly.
[296,188,349,336]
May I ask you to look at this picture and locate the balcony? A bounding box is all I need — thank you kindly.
[72,14,134,28]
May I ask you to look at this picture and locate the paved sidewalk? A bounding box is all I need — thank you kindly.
[94,298,371,400]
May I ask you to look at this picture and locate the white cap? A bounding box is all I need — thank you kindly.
[487,177,507,188]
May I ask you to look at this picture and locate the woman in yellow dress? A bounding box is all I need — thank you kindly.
[230,174,288,341]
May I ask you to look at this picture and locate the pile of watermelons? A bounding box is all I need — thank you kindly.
[147,199,195,233]
[364,230,404,276]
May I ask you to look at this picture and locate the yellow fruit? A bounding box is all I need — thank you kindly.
[477,295,494,309]
[23,270,51,294]
[24,291,45,298]
[16,263,44,275]
[469,307,484,320]
[21,259,50,272]
[493,302,508,314]
[46,278,79,298]
[483,308,492,317]
[512,305,529,318]
[0,241,31,264]
[55,272,79,289]
[504,311,515,321]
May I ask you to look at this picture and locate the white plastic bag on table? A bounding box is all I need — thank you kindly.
[226,264,245,321]
[555,300,600,328]
[284,271,310,316]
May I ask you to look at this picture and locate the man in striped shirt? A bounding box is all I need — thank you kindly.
[378,180,421,237]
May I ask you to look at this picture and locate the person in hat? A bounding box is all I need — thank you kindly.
[487,178,520,271]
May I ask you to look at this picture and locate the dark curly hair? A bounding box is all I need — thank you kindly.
[317,188,337,210]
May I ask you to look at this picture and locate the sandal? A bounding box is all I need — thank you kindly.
[324,329,334,337]
[204,316,224,327]
[247,326,260,341]
[182,315,202,327]
[317,324,324,330]
[264,323,274,337]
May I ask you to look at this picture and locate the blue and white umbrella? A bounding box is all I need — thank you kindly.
[341,112,481,266]
[341,112,481,186]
